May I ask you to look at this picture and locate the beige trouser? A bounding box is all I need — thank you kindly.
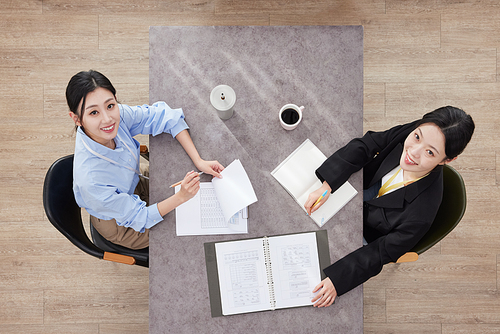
[90,164,150,250]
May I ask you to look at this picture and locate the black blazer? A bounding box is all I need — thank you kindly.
[316,120,443,296]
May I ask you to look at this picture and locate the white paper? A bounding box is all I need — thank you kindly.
[175,159,257,236]
[268,232,320,309]
[212,159,258,222]
[215,239,271,315]
[215,232,321,315]
[271,139,358,227]
[175,183,248,236]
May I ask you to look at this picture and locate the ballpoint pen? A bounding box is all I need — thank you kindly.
[169,172,204,188]
[306,190,328,216]
[311,190,328,210]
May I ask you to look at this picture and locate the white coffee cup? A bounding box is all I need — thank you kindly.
[279,104,304,130]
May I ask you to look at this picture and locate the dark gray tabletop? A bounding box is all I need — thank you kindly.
[149,26,363,334]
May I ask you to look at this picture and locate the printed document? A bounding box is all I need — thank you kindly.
[214,232,321,316]
[176,159,257,236]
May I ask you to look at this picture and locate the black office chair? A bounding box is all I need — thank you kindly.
[43,154,149,267]
[397,164,466,263]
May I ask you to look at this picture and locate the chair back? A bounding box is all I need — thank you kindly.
[43,155,104,259]
[410,164,466,254]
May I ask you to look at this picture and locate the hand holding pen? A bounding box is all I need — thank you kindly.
[172,171,202,203]
[305,182,332,215]
[170,172,204,188]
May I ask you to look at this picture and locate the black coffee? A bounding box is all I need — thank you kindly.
[281,108,300,125]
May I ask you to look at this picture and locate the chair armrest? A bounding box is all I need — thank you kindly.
[103,252,136,265]
[396,252,419,263]
[140,145,149,161]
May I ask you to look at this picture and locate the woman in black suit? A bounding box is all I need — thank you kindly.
[306,106,475,308]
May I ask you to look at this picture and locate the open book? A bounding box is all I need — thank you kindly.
[271,139,358,227]
[175,159,257,236]
[204,230,330,317]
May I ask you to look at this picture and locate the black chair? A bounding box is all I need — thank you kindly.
[43,154,149,267]
[397,164,466,263]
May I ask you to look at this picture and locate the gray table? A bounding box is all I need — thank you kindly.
[149,26,363,334]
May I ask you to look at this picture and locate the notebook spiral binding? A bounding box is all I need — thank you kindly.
[263,236,276,310]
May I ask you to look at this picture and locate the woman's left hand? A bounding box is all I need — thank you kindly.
[311,277,337,308]
[195,159,225,179]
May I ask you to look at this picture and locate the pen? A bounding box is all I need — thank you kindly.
[169,172,204,188]
[311,190,328,209]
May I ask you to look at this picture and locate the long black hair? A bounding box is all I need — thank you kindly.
[66,70,117,129]
[416,106,475,160]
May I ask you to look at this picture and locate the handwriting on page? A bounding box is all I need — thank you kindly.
[278,244,314,300]
[224,251,262,307]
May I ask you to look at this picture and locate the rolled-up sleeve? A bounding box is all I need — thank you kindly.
[120,102,189,138]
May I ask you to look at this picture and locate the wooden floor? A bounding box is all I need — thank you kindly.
[1,1,498,333]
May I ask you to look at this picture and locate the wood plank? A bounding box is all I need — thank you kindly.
[44,0,215,14]
[464,185,500,220]
[0,290,43,324]
[442,10,500,48]
[363,285,386,323]
[99,324,149,334]
[0,255,148,291]
[0,186,45,222]
[385,82,500,119]
[441,220,500,255]
[98,14,270,50]
[272,13,441,49]
[0,49,149,85]
[44,287,148,324]
[365,48,497,83]
[0,324,98,334]
[0,0,42,14]
[0,14,98,49]
[443,324,500,334]
[364,83,385,122]
[364,323,442,334]
[387,0,500,13]
[0,84,43,118]
[386,288,500,323]
[217,0,386,15]
[364,254,497,290]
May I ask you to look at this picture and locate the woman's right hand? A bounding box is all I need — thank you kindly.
[304,181,332,215]
[176,171,200,203]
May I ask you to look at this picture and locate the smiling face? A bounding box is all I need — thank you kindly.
[69,87,120,149]
[400,123,453,180]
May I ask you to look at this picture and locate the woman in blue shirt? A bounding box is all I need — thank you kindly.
[66,70,224,249]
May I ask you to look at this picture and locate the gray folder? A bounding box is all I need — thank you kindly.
[204,230,331,317]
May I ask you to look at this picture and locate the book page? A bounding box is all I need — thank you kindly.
[267,232,321,310]
[271,139,326,199]
[296,181,358,228]
[271,139,358,227]
[215,238,271,315]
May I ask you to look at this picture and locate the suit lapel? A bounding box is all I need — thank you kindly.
[366,165,443,209]
[367,143,403,188]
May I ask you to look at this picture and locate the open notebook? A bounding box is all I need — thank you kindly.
[271,139,358,227]
[204,230,330,317]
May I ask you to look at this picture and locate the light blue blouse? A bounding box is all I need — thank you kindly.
[73,102,189,233]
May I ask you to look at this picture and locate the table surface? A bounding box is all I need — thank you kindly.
[149,26,364,334]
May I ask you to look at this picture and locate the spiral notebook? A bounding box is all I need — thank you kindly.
[204,230,330,317]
